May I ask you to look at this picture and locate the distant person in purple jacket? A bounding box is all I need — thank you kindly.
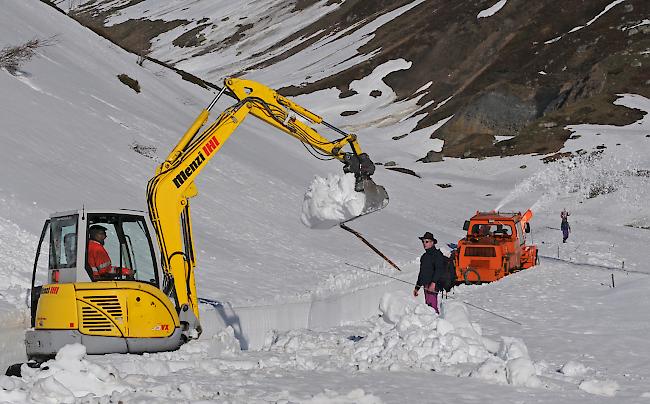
[561,209,571,243]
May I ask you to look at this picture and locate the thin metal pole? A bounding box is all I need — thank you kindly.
[345,262,410,285]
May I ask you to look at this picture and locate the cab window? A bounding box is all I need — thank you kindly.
[86,214,158,285]
[470,223,512,236]
[49,215,78,269]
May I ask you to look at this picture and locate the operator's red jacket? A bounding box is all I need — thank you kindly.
[87,239,113,279]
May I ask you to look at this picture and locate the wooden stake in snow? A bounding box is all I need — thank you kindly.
[340,223,401,271]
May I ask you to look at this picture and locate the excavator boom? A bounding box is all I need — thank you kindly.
[147,78,388,334]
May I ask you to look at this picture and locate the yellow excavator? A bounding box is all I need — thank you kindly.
[21,78,388,363]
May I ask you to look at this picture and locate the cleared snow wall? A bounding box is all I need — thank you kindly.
[200,280,409,350]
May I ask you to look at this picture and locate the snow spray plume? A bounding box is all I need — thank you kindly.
[344,263,522,325]
[495,151,646,214]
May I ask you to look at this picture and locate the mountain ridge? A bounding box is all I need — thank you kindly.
[56,0,649,159]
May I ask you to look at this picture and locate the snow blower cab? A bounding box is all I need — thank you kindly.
[455,209,538,284]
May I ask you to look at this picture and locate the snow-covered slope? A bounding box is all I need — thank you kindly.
[1,1,650,402]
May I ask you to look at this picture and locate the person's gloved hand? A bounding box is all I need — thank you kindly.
[413,287,419,297]
[120,267,134,277]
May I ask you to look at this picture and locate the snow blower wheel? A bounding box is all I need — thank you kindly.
[463,269,480,284]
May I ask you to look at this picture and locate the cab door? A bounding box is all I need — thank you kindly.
[31,214,82,326]
[30,220,49,327]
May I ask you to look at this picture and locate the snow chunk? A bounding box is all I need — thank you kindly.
[579,379,620,397]
[559,360,591,377]
[379,292,417,324]
[506,357,542,388]
[497,336,530,361]
[471,336,543,388]
[178,326,241,356]
[471,356,508,384]
[301,173,366,229]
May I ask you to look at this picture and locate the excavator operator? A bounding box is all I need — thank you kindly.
[87,225,133,280]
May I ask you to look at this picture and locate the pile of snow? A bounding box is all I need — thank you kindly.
[0,294,626,401]
[354,294,495,371]
[0,329,242,402]
[301,173,366,229]
[0,344,130,403]
[265,292,544,388]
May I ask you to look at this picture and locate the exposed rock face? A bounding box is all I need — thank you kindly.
[439,89,538,145]
[418,150,443,163]
[62,0,650,160]
[545,64,608,114]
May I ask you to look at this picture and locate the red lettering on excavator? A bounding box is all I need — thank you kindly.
[202,136,220,157]
[44,286,60,294]
[161,324,169,331]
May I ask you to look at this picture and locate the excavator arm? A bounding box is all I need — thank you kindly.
[146,78,388,338]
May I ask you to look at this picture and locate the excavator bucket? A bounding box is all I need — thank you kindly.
[301,175,389,229]
[356,178,389,219]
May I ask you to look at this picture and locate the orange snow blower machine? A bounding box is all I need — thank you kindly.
[454,209,538,284]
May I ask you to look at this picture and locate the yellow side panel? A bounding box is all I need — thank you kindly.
[35,284,78,330]
[125,288,177,338]
[75,281,179,338]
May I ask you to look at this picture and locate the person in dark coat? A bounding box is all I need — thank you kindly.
[413,232,445,313]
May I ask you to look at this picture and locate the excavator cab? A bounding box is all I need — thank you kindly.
[32,209,159,288]
[26,209,182,361]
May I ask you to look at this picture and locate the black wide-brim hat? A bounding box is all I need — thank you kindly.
[418,232,437,244]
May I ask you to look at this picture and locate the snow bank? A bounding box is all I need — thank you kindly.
[0,216,42,368]
[0,329,242,402]
[300,388,382,404]
[301,173,366,229]
[265,292,543,388]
